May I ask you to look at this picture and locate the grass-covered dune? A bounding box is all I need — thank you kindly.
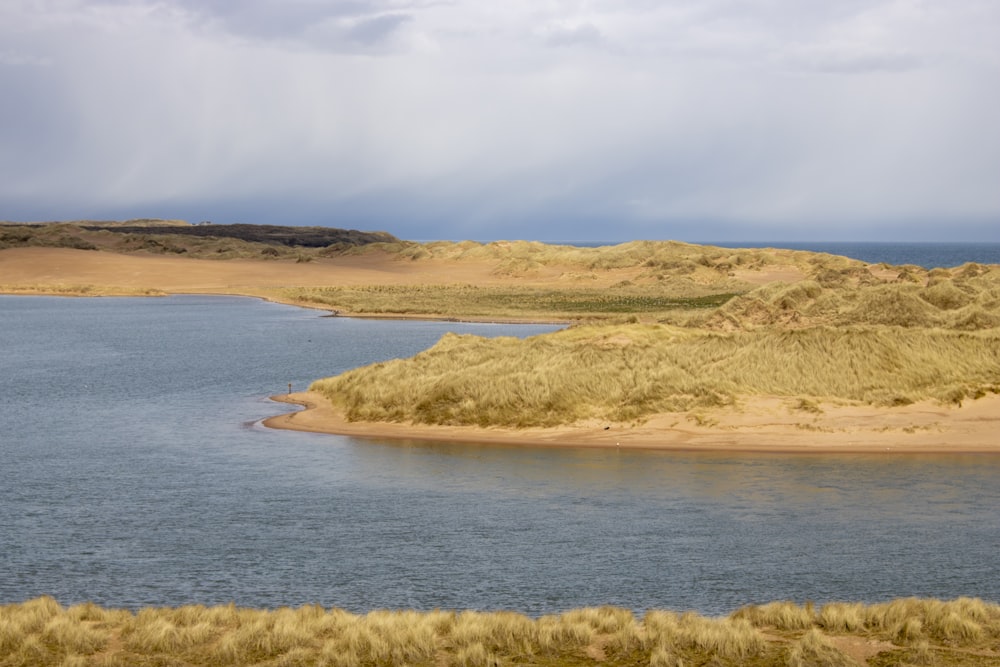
[2,596,999,666]
[294,237,870,295]
[308,264,1000,428]
[700,264,1000,331]
[311,324,1000,427]
[343,237,849,275]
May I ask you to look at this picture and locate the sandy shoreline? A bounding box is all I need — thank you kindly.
[264,391,1000,454]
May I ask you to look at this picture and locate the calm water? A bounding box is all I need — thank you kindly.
[708,242,1000,269]
[1,295,999,616]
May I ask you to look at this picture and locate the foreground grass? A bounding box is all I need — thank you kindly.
[2,597,998,666]
[311,323,1000,426]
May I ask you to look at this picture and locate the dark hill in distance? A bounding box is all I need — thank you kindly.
[0,219,400,257]
[81,222,398,247]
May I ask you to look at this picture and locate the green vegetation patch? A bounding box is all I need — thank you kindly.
[529,291,735,313]
[284,285,737,321]
[0,284,166,297]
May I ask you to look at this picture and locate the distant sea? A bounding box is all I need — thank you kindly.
[539,241,1000,270]
[706,242,1000,270]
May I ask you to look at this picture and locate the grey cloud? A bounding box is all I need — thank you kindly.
[0,51,51,67]
[172,0,372,39]
[787,46,925,74]
[344,12,413,45]
[1,0,998,242]
[543,23,603,48]
[160,0,419,50]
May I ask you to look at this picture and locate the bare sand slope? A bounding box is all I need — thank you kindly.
[265,392,1000,453]
[0,247,502,291]
[0,246,808,294]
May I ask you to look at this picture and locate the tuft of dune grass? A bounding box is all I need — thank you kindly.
[731,600,816,632]
[0,597,112,665]
[736,596,1000,648]
[310,323,1000,427]
[785,628,858,667]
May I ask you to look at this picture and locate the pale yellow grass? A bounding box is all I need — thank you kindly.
[310,323,1000,427]
[350,238,861,283]
[3,596,998,666]
[702,264,1000,331]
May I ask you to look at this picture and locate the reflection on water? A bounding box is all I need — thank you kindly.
[1,295,998,615]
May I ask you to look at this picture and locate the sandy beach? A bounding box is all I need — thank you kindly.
[265,391,1000,453]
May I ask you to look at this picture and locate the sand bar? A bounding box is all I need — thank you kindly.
[265,392,1000,454]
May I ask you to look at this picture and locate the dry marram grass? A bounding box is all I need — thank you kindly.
[700,267,1000,331]
[2,597,999,666]
[302,263,1000,428]
[311,323,1000,426]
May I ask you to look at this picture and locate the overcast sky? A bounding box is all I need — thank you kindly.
[2,0,998,242]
